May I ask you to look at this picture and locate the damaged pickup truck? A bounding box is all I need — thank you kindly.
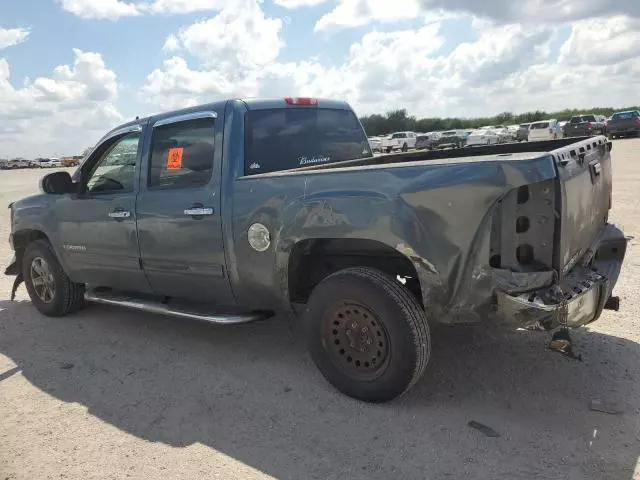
[5,97,627,403]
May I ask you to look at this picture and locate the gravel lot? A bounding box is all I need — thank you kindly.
[1,141,639,480]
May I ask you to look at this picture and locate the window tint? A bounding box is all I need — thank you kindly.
[86,134,139,194]
[244,108,371,175]
[582,115,596,122]
[611,111,639,120]
[148,117,215,189]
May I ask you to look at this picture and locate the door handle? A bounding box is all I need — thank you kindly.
[184,204,214,216]
[108,209,131,219]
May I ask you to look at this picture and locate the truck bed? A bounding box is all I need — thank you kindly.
[293,136,604,172]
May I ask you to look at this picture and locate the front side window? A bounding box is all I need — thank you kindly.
[86,134,140,194]
[148,117,215,189]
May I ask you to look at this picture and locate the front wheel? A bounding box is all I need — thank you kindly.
[305,267,431,403]
[22,239,85,317]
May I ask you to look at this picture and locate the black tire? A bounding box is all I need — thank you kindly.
[22,239,85,317]
[401,143,408,152]
[305,267,431,403]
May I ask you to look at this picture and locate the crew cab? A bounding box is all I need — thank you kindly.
[381,131,417,152]
[607,110,640,138]
[5,97,627,403]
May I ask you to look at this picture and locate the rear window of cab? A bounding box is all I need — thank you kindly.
[244,108,372,175]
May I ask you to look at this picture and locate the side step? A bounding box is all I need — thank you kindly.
[84,289,271,324]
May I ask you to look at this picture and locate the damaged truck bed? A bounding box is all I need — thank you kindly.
[288,135,626,330]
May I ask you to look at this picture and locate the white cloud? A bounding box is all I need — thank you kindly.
[59,0,140,20]
[0,50,123,158]
[315,0,424,31]
[315,0,640,31]
[0,27,30,50]
[559,16,640,66]
[167,0,283,70]
[274,0,329,8]
[59,0,235,19]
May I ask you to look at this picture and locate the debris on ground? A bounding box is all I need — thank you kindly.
[589,399,622,415]
[59,363,74,370]
[548,329,583,361]
[468,421,500,438]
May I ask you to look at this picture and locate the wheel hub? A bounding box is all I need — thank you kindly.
[323,303,390,380]
[30,257,55,303]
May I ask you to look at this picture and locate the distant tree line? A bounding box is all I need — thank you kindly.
[359,107,640,136]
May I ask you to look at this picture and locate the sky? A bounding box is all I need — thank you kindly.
[1,0,640,158]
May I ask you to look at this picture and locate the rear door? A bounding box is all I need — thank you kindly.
[135,111,236,305]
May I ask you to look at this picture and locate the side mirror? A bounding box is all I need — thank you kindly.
[40,171,76,195]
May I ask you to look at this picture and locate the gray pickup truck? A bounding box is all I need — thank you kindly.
[5,97,627,403]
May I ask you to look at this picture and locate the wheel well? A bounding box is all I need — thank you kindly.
[13,229,49,258]
[288,238,422,305]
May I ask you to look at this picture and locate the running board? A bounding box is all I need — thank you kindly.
[84,290,270,324]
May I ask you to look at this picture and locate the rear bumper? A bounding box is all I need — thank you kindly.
[496,224,627,329]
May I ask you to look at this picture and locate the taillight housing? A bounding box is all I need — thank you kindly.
[284,97,319,106]
[586,122,592,129]
[635,118,640,126]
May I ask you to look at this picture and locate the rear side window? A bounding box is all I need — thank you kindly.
[244,108,371,175]
[148,118,215,189]
[611,111,639,120]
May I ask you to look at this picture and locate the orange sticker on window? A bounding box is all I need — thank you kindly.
[167,147,183,170]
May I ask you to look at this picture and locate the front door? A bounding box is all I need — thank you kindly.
[55,129,152,293]
[135,112,236,305]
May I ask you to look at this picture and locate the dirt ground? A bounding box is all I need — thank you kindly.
[1,141,639,480]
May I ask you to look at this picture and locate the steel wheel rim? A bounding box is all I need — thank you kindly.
[30,257,55,303]
[322,301,391,381]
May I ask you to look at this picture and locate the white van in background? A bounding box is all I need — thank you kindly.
[528,119,563,141]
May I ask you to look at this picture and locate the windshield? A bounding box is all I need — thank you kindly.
[244,108,371,175]
[611,111,639,120]
[530,122,550,129]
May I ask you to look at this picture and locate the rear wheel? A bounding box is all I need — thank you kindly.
[305,267,431,403]
[22,239,85,317]
[401,143,408,152]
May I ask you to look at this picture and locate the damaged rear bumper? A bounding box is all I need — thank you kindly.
[495,224,627,329]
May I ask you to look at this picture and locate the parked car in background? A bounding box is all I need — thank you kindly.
[465,129,500,146]
[61,157,82,167]
[368,136,383,152]
[516,123,530,142]
[435,130,466,149]
[9,158,29,169]
[0,159,8,169]
[505,125,519,141]
[606,110,640,138]
[563,114,606,138]
[415,132,441,150]
[381,131,417,152]
[528,119,563,142]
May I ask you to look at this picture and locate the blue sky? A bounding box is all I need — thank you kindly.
[0,0,638,157]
